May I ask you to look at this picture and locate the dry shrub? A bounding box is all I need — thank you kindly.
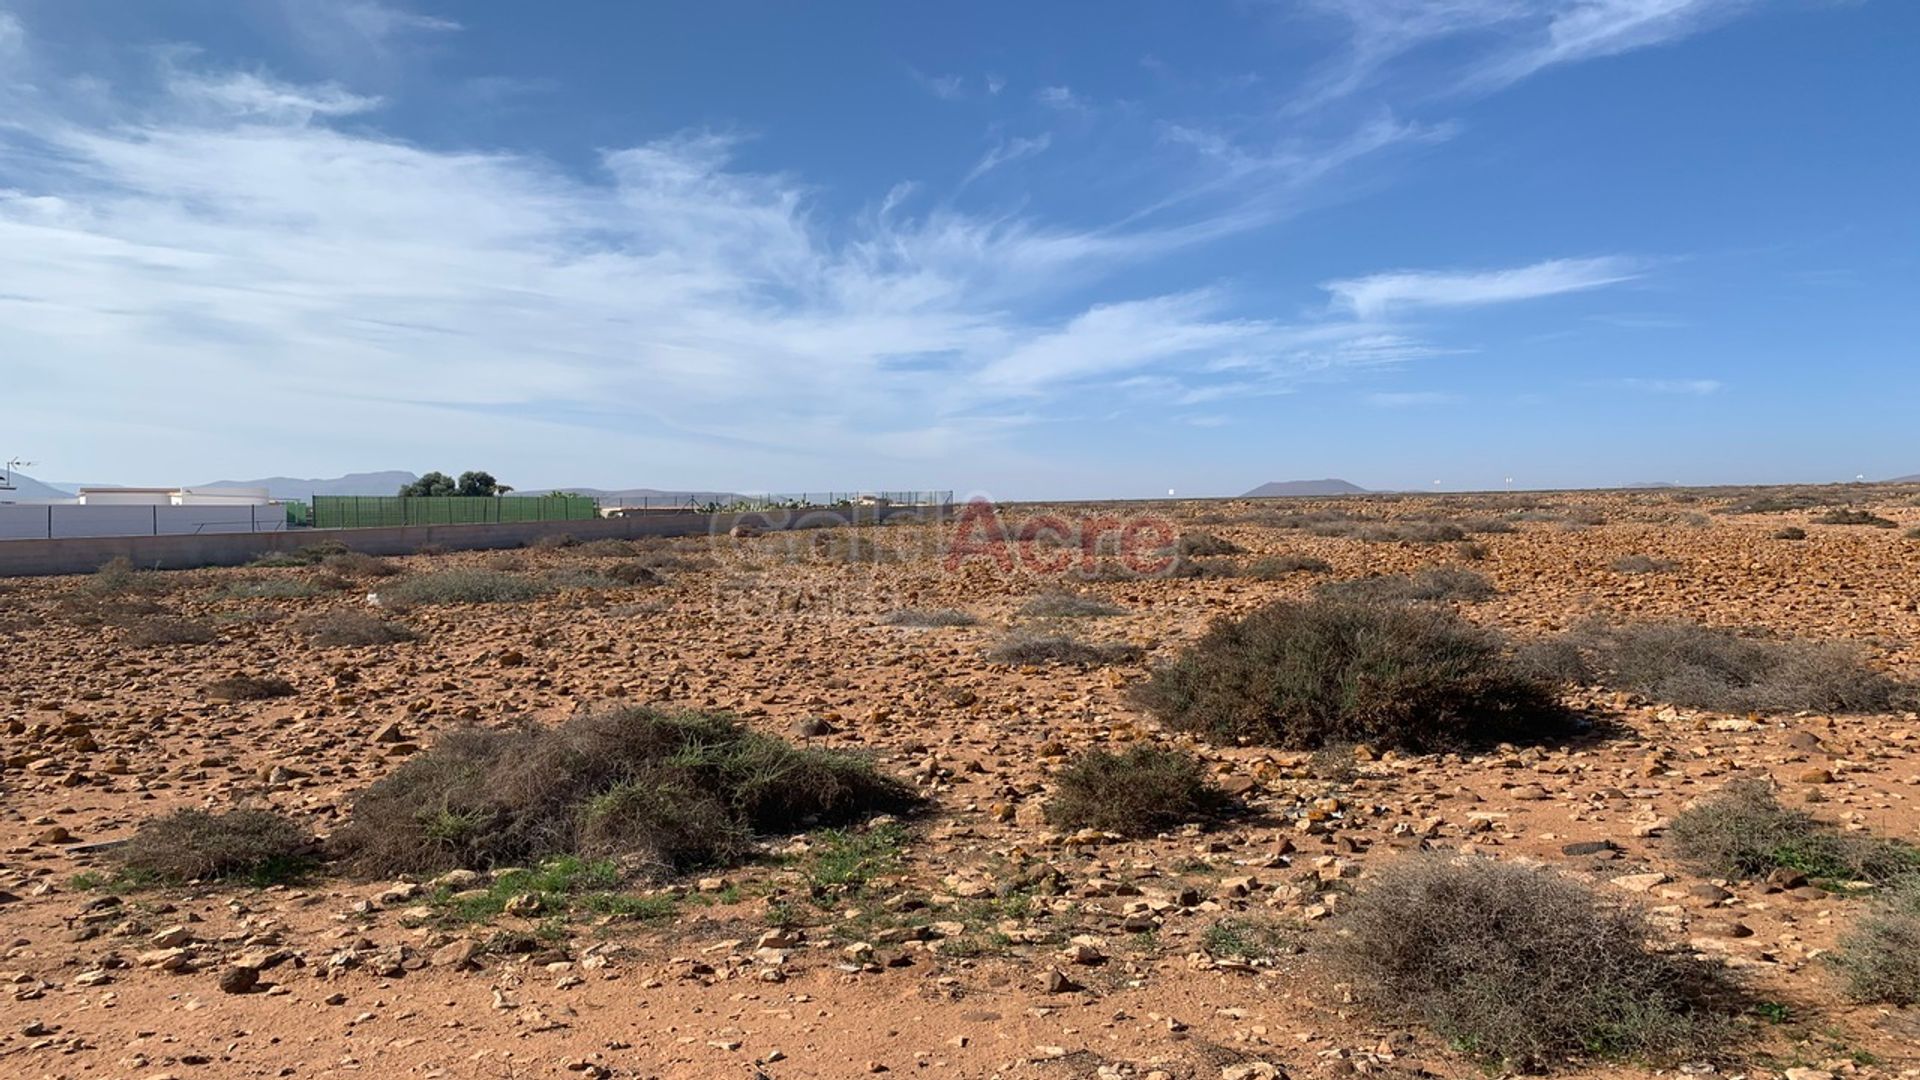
[1018,591,1125,618]
[1771,526,1807,540]
[381,569,549,606]
[1833,876,1920,1005]
[1315,566,1494,604]
[531,532,579,549]
[1668,779,1920,884]
[1246,553,1332,579]
[1137,598,1561,751]
[988,632,1143,667]
[219,577,327,600]
[206,675,296,701]
[321,551,399,578]
[295,611,416,647]
[1308,519,1467,544]
[604,562,664,587]
[575,538,638,557]
[249,541,349,568]
[1610,554,1678,574]
[881,608,978,628]
[333,707,915,879]
[1811,508,1896,528]
[1176,532,1242,557]
[115,808,315,884]
[1333,854,1736,1069]
[1044,745,1232,836]
[1567,621,1909,713]
[122,617,217,647]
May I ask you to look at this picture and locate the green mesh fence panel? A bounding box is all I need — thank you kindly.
[312,495,599,529]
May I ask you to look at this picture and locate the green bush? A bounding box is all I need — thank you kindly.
[115,808,314,884]
[1333,854,1735,1068]
[1668,780,1920,884]
[1044,745,1232,836]
[1138,598,1559,751]
[333,707,916,879]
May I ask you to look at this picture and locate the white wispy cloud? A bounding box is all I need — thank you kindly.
[1301,0,1756,101]
[169,70,383,120]
[1367,390,1464,407]
[1035,85,1088,111]
[1324,256,1640,319]
[912,70,967,100]
[960,133,1052,186]
[1614,377,1724,395]
[0,30,1448,484]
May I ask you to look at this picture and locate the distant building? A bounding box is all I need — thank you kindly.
[75,485,273,507]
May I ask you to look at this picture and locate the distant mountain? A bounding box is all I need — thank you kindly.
[199,471,420,501]
[0,470,76,502]
[1242,478,1369,498]
[1886,474,1920,484]
[1624,481,1681,489]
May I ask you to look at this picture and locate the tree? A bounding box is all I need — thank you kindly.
[457,471,506,497]
[399,471,458,497]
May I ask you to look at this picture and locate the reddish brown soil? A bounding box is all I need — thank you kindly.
[3,488,1918,1079]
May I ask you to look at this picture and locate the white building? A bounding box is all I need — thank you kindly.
[75,485,272,507]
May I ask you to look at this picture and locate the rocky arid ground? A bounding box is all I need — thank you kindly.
[2,485,1919,1080]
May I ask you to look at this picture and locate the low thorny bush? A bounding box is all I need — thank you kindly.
[1136,597,1562,751]
[380,569,551,606]
[121,617,217,647]
[1018,591,1125,618]
[1245,553,1333,579]
[1610,554,1679,574]
[206,674,296,701]
[880,608,978,627]
[1545,621,1910,714]
[114,808,316,884]
[1832,875,1920,1005]
[1044,745,1233,836]
[332,706,917,880]
[1314,566,1494,604]
[1333,854,1738,1069]
[987,632,1144,667]
[1810,508,1897,528]
[294,610,417,647]
[1667,779,1920,885]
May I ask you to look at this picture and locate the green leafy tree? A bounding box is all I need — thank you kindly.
[457,471,509,497]
[399,471,458,497]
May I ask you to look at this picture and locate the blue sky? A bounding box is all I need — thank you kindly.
[1,1,1913,497]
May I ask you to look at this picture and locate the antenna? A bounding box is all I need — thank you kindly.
[0,457,34,492]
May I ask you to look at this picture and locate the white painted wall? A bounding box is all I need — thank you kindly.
[0,505,286,540]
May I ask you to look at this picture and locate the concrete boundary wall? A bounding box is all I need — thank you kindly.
[0,506,941,578]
